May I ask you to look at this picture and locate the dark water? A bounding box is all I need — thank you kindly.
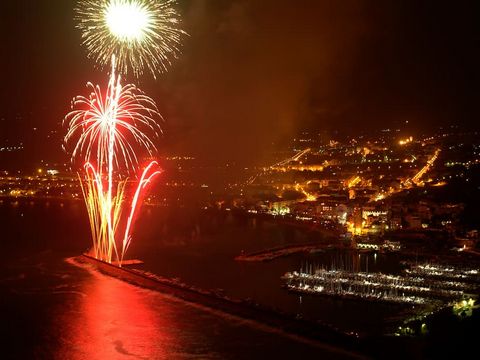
[0,199,357,359]
[131,206,409,335]
[1,199,479,359]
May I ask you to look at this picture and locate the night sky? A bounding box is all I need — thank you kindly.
[0,0,479,166]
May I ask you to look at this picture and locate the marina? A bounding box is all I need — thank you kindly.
[283,263,479,308]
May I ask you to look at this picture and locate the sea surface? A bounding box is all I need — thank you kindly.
[0,198,478,358]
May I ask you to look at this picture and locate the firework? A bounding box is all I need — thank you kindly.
[65,58,161,175]
[65,61,162,264]
[67,0,181,264]
[121,161,161,261]
[80,161,160,263]
[75,0,186,78]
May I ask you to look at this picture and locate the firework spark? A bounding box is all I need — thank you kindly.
[75,0,186,78]
[80,161,160,263]
[65,58,161,175]
[65,62,162,264]
[121,161,162,261]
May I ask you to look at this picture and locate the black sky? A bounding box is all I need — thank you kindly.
[0,0,479,166]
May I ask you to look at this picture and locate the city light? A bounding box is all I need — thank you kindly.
[399,136,413,146]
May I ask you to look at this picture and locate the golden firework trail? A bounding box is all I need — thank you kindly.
[75,0,186,78]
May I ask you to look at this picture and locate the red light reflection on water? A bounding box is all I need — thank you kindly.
[57,268,174,359]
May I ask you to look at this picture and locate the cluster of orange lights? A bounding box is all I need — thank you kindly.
[398,136,413,146]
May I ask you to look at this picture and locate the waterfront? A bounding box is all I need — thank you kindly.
[2,253,361,359]
[0,200,362,359]
[1,198,479,358]
[130,207,406,335]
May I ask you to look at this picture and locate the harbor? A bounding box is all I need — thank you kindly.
[282,262,479,309]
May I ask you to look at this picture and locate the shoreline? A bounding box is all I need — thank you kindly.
[74,254,368,359]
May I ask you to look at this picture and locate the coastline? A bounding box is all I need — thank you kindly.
[73,254,368,359]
